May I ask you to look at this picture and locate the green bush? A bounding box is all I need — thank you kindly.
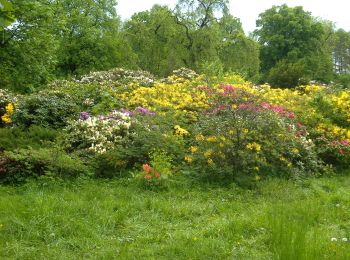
[0,126,58,151]
[0,148,91,183]
[109,113,187,169]
[267,60,308,88]
[13,91,78,128]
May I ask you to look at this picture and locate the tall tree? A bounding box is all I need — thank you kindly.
[124,5,186,76]
[218,13,260,78]
[174,0,229,68]
[56,0,136,77]
[0,0,15,30]
[333,29,350,74]
[0,0,58,92]
[254,4,333,87]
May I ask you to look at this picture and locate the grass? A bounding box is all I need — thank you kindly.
[0,175,350,259]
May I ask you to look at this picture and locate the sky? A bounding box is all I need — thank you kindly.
[117,0,350,34]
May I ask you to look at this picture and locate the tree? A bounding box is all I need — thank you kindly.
[173,0,229,68]
[0,0,58,92]
[56,0,136,77]
[218,14,260,78]
[254,4,333,87]
[124,5,186,76]
[333,29,350,74]
[0,0,15,30]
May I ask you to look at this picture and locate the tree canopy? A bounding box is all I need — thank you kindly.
[0,1,350,92]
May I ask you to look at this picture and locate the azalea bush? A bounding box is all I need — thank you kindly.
[137,150,173,190]
[0,89,16,127]
[185,85,324,182]
[63,110,133,154]
[1,67,349,184]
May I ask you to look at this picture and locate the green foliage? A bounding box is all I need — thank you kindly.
[0,126,58,151]
[333,29,350,75]
[0,0,15,29]
[255,4,334,87]
[267,60,307,88]
[110,114,187,169]
[0,148,90,183]
[56,0,137,77]
[0,0,59,93]
[149,150,173,177]
[13,91,78,128]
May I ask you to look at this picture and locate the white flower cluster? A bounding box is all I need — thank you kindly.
[77,68,155,87]
[65,111,132,154]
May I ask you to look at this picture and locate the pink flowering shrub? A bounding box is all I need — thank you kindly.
[186,85,325,183]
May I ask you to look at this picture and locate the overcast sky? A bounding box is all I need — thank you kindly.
[117,0,349,34]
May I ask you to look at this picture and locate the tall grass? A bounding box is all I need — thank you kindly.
[0,176,349,259]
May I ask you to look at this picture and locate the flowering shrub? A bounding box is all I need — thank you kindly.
[0,89,16,127]
[77,68,155,87]
[186,85,324,182]
[137,150,173,190]
[63,110,132,154]
[3,67,349,183]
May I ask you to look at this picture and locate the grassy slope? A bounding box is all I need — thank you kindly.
[0,175,350,259]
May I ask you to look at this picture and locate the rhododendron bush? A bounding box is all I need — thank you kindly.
[0,68,349,183]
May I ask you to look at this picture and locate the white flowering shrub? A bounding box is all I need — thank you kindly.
[63,111,132,154]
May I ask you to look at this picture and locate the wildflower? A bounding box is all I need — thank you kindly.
[261,101,269,109]
[5,103,14,113]
[204,149,213,158]
[190,146,198,153]
[292,148,299,154]
[195,134,205,141]
[246,142,261,152]
[154,172,161,178]
[184,156,193,163]
[255,175,261,181]
[144,174,152,180]
[1,103,14,123]
[174,125,189,136]
[143,164,151,173]
[242,128,249,134]
[207,159,214,165]
[207,136,217,142]
[79,111,91,120]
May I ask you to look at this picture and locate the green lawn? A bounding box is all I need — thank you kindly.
[1,175,350,259]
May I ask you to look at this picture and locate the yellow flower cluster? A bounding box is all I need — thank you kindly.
[316,124,350,141]
[1,103,14,124]
[174,125,189,136]
[121,81,208,115]
[331,91,350,123]
[246,142,261,152]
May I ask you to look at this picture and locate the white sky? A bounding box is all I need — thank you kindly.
[117,0,350,34]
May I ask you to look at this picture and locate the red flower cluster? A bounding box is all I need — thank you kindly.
[142,164,161,180]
